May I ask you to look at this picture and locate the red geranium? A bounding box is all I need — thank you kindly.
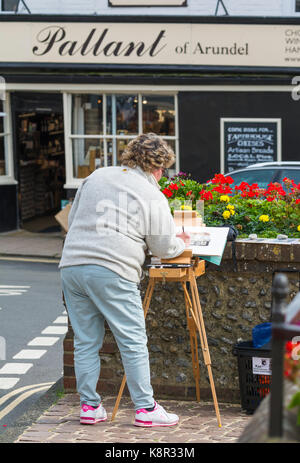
[265,182,286,198]
[284,339,300,381]
[211,185,233,195]
[235,182,262,198]
[162,188,173,198]
[210,173,234,185]
[199,189,213,201]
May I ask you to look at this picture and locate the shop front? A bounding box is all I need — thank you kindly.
[0,15,300,232]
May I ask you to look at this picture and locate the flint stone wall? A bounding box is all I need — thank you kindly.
[63,239,300,403]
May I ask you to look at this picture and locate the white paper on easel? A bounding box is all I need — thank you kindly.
[176,226,229,257]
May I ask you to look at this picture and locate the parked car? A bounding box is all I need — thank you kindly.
[225,162,300,189]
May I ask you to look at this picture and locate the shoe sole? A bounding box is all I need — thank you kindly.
[134,420,179,427]
[80,417,107,425]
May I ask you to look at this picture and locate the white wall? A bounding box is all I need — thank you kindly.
[7,0,300,17]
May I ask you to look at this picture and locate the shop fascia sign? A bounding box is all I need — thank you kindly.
[0,21,300,68]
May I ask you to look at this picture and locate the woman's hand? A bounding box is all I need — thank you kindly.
[176,231,191,246]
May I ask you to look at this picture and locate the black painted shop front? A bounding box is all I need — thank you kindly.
[1,85,300,233]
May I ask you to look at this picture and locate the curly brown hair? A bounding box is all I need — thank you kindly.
[121,133,175,172]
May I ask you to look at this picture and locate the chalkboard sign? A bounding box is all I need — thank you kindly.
[221,118,281,173]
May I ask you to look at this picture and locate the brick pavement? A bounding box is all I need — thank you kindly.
[15,394,251,443]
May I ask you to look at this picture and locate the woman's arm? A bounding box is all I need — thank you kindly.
[145,198,188,259]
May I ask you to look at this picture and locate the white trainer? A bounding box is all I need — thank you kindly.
[80,403,107,425]
[134,401,179,427]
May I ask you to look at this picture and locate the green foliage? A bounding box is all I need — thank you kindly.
[287,391,300,426]
[159,172,300,238]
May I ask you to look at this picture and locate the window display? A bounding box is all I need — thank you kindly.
[72,94,103,135]
[72,138,104,178]
[70,93,177,180]
[142,95,175,136]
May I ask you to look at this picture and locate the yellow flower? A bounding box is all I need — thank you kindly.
[220,195,230,202]
[298,225,300,232]
[223,210,231,220]
[180,205,193,210]
[227,204,235,215]
[259,215,270,222]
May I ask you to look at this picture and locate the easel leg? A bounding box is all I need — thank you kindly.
[182,282,201,402]
[189,275,222,428]
[111,278,156,421]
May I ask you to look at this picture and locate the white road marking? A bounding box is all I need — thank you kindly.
[0,286,30,296]
[53,316,68,324]
[0,286,31,288]
[0,378,20,390]
[27,337,59,347]
[41,326,68,335]
[13,349,47,360]
[0,292,27,296]
[0,382,53,407]
[0,383,54,421]
[0,363,33,375]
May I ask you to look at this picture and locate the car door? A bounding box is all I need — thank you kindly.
[277,168,300,186]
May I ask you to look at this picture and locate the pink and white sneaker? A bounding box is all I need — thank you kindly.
[80,403,107,425]
[134,402,179,427]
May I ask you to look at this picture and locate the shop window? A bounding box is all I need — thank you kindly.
[1,0,19,11]
[72,139,105,178]
[296,0,300,12]
[68,93,178,181]
[72,94,103,135]
[107,94,139,135]
[142,95,175,136]
[1,1,31,13]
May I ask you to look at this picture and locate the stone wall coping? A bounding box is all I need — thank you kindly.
[220,239,300,265]
[236,238,300,245]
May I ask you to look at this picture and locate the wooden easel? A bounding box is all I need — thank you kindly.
[111,249,222,427]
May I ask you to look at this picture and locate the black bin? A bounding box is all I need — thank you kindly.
[233,341,272,414]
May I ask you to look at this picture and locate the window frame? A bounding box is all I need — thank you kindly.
[0,92,16,185]
[1,0,20,12]
[63,91,179,189]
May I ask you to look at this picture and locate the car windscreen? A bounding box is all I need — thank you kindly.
[227,169,277,189]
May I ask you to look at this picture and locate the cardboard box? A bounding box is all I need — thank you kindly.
[54,202,71,233]
[174,209,204,228]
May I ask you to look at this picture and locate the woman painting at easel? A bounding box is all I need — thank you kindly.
[59,133,190,427]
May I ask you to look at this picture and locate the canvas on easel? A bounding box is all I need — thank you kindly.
[174,209,229,263]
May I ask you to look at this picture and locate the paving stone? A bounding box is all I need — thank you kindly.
[14,394,251,443]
